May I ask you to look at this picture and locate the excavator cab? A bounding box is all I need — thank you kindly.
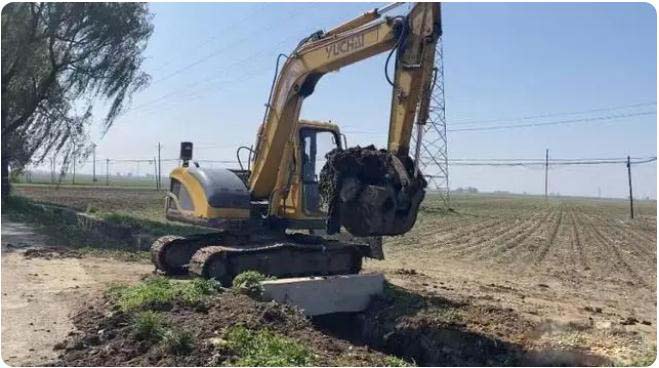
[282,120,342,227]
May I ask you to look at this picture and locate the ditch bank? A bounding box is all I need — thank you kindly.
[3,196,199,251]
[313,284,613,366]
[55,276,613,367]
[54,277,402,367]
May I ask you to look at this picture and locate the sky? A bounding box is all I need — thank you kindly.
[63,2,657,199]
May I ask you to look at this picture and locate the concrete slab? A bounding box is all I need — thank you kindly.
[261,273,384,316]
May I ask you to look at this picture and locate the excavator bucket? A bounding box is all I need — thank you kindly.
[320,146,427,237]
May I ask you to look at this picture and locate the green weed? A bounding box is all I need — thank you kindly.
[383,355,414,367]
[232,271,270,297]
[102,213,201,237]
[132,311,167,342]
[162,328,195,355]
[109,276,219,312]
[224,326,314,366]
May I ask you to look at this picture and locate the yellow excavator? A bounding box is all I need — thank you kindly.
[151,2,442,286]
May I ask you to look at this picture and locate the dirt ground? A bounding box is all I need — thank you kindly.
[14,184,165,220]
[10,185,658,365]
[1,217,152,366]
[365,196,657,363]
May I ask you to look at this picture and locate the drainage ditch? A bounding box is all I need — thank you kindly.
[312,285,612,366]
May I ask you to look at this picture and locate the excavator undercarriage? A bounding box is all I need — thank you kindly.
[151,230,369,286]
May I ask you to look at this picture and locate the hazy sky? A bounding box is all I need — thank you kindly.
[71,2,656,198]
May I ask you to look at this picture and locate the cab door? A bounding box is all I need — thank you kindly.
[298,128,341,215]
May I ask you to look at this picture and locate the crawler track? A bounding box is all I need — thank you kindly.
[188,242,366,286]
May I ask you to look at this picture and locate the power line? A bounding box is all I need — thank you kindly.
[149,7,304,86]
[446,157,657,167]
[119,3,382,118]
[449,101,657,126]
[147,4,267,74]
[447,111,656,132]
[448,156,657,162]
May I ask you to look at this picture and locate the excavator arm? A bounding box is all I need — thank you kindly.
[250,3,442,235]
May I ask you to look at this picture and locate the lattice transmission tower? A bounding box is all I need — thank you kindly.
[412,36,450,208]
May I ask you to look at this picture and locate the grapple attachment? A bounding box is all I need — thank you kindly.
[320,146,426,237]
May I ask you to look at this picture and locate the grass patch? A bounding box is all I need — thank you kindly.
[383,355,414,367]
[101,213,202,237]
[108,276,219,312]
[3,195,65,226]
[224,326,315,366]
[3,195,200,250]
[628,344,657,367]
[130,311,195,354]
[76,247,150,262]
[232,271,271,297]
[132,311,168,342]
[162,328,195,355]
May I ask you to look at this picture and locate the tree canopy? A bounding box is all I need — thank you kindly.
[1,3,153,196]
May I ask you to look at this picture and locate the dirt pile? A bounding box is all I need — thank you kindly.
[23,246,82,260]
[319,145,426,237]
[55,283,398,367]
[336,284,613,366]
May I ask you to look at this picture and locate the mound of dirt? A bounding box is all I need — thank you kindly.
[23,246,82,260]
[355,285,614,367]
[55,292,395,367]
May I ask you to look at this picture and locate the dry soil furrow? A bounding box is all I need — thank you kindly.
[603,221,656,261]
[634,216,657,234]
[430,218,505,247]
[533,208,565,265]
[484,209,557,260]
[460,209,554,261]
[489,209,562,268]
[586,211,656,256]
[581,212,656,273]
[535,209,583,277]
[579,213,651,289]
[442,216,533,254]
[568,210,590,272]
[572,209,626,277]
[440,209,549,257]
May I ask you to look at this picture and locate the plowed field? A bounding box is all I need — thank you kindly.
[366,195,656,363]
[13,185,658,364]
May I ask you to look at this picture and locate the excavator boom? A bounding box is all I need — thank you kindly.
[250,3,441,235]
[152,3,443,286]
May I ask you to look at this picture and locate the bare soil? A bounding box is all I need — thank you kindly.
[55,293,399,367]
[365,197,657,365]
[14,185,165,220]
[1,218,152,366]
[10,186,658,365]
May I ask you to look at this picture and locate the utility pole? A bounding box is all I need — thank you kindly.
[72,155,76,185]
[544,149,549,199]
[627,155,634,219]
[92,144,97,183]
[50,157,55,184]
[153,157,159,189]
[157,143,162,190]
[106,158,110,186]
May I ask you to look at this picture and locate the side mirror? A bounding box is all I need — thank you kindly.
[180,142,193,166]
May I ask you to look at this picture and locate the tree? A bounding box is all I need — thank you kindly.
[1,3,153,198]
